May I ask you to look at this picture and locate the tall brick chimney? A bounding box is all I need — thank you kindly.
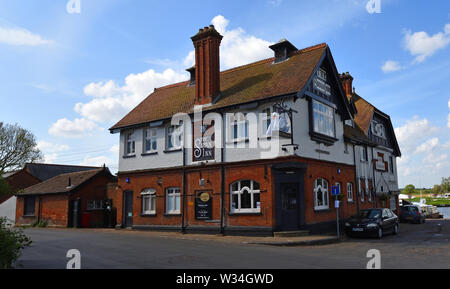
[191,25,223,105]
[339,72,353,100]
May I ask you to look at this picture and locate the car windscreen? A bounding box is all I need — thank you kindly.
[358,209,381,219]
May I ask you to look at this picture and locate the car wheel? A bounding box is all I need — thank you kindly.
[377,227,383,239]
[393,224,398,235]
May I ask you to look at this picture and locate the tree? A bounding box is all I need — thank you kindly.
[0,176,11,197]
[403,184,415,199]
[0,122,42,175]
[432,184,442,195]
[441,177,450,194]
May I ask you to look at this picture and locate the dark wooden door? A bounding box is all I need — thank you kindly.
[68,198,81,228]
[123,191,133,227]
[279,183,300,231]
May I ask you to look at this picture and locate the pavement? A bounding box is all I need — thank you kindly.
[14,219,450,269]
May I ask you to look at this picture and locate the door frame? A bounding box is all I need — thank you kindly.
[123,190,134,228]
[272,162,306,232]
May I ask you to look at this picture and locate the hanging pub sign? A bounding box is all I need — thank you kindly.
[195,192,212,220]
[193,120,215,162]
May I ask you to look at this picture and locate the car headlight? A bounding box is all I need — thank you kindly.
[366,223,377,228]
[345,222,351,227]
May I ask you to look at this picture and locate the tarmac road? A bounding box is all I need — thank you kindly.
[15,219,450,269]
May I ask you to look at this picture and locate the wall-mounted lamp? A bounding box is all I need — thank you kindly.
[157,178,163,186]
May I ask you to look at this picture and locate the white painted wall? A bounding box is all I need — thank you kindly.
[117,97,355,172]
[0,196,16,224]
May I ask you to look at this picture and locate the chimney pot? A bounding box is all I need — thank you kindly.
[191,25,223,105]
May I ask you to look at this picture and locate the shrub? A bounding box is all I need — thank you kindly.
[0,217,32,268]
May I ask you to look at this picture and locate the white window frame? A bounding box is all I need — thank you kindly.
[141,188,156,215]
[260,108,272,137]
[347,183,353,202]
[166,122,183,151]
[360,146,368,161]
[314,178,329,210]
[230,180,261,213]
[312,100,335,138]
[144,128,158,153]
[230,113,249,142]
[165,187,181,214]
[125,132,136,156]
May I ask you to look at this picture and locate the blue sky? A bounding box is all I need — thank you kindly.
[0,0,449,188]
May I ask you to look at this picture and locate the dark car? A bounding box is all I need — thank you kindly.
[399,205,426,224]
[345,208,399,239]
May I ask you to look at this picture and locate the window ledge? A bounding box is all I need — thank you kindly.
[123,154,136,159]
[228,212,262,216]
[313,208,331,213]
[164,148,182,154]
[140,213,157,217]
[141,152,158,156]
[310,132,338,146]
[22,215,36,218]
[227,139,249,145]
[164,213,181,217]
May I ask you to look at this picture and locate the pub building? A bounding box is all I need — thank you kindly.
[107,25,401,235]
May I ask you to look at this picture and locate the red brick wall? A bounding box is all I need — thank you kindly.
[2,170,41,204]
[114,156,357,231]
[15,173,113,228]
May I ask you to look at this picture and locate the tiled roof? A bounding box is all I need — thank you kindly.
[24,163,101,182]
[351,93,374,135]
[18,168,108,196]
[343,124,376,146]
[110,43,327,131]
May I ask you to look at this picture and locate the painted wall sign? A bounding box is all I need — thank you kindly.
[195,192,212,220]
[374,152,388,171]
[313,77,331,96]
[193,121,215,162]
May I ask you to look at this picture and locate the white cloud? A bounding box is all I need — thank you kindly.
[74,68,187,123]
[0,26,53,46]
[79,155,113,168]
[66,15,274,126]
[394,116,439,151]
[49,118,101,138]
[42,153,59,164]
[110,144,119,155]
[184,15,273,70]
[37,141,70,153]
[448,99,450,128]
[381,60,402,73]
[404,24,450,63]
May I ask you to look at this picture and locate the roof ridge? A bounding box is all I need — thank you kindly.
[152,43,328,92]
[26,163,101,168]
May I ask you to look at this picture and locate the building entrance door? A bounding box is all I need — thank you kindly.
[280,183,300,231]
[123,191,133,228]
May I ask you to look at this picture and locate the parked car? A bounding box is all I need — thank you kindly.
[399,205,426,224]
[345,208,399,239]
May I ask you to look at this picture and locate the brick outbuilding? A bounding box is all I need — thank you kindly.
[16,167,117,228]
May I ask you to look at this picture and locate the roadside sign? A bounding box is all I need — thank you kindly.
[331,185,340,196]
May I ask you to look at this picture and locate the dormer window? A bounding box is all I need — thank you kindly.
[312,100,335,138]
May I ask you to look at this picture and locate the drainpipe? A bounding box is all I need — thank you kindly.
[181,147,186,234]
[371,147,377,208]
[353,144,360,216]
[220,111,226,235]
